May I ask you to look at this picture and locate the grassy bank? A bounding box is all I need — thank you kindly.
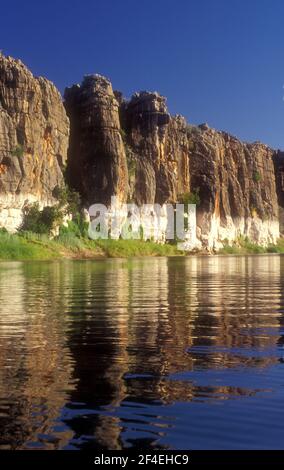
[94,239,182,257]
[218,237,284,255]
[1,231,284,261]
[0,231,183,261]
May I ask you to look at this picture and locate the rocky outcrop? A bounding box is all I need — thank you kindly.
[64,75,128,206]
[188,125,279,248]
[0,54,69,231]
[65,85,190,207]
[273,151,284,233]
[122,92,190,205]
[65,73,280,249]
[122,94,279,248]
[0,56,281,249]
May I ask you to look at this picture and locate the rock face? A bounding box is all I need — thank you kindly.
[122,92,190,205]
[65,73,280,249]
[0,57,281,249]
[188,126,279,248]
[0,54,69,231]
[64,75,128,206]
[273,151,284,233]
[65,85,190,206]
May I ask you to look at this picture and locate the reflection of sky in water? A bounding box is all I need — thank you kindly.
[0,255,284,449]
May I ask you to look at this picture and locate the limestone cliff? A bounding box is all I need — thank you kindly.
[122,91,279,248]
[273,151,284,234]
[65,73,280,249]
[64,75,128,206]
[188,125,279,248]
[0,54,69,231]
[0,56,281,249]
[122,92,190,205]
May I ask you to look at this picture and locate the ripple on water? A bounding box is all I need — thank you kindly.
[0,256,284,449]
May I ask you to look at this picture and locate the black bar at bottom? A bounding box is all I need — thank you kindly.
[0,450,283,466]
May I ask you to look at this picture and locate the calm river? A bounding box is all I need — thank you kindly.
[0,255,283,450]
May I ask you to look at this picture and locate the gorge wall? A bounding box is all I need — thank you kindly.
[0,54,69,231]
[65,74,281,249]
[188,126,279,248]
[0,54,283,249]
[64,75,128,207]
[273,151,284,234]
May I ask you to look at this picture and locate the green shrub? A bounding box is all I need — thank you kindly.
[219,244,240,254]
[178,190,201,206]
[267,245,279,253]
[123,142,136,178]
[11,144,24,158]
[119,128,127,141]
[52,184,81,216]
[20,203,63,235]
[267,239,284,253]
[127,157,136,177]
[253,171,262,183]
[219,235,267,254]
[19,184,82,236]
[59,215,89,239]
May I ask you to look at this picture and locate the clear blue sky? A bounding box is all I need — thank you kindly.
[1,0,284,149]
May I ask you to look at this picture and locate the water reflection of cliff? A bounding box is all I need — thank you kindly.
[0,256,283,450]
[184,256,283,368]
[63,256,284,449]
[0,262,76,449]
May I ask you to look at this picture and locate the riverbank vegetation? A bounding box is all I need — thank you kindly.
[219,236,284,255]
[0,185,185,260]
[1,228,284,261]
[1,188,284,260]
[0,229,183,261]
